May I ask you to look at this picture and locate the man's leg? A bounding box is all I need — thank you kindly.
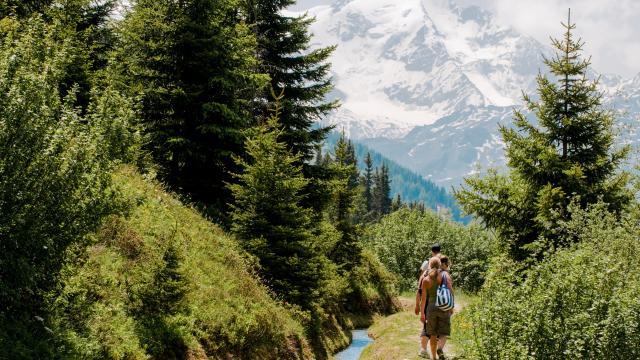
[438,335,447,350]
[420,322,429,356]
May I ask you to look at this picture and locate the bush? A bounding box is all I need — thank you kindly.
[364,208,493,293]
[0,16,135,358]
[465,204,640,359]
[346,249,399,316]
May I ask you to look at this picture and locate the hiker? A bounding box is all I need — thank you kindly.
[437,255,454,356]
[415,244,442,355]
[420,256,452,360]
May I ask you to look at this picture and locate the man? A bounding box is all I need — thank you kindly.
[415,243,441,357]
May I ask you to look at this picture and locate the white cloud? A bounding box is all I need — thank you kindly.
[292,0,640,77]
[462,0,640,77]
[289,0,333,11]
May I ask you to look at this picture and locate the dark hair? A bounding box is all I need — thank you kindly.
[431,243,441,253]
[440,255,449,267]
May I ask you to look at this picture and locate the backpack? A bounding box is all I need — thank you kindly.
[435,272,454,311]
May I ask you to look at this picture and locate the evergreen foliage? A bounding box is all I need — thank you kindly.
[456,15,631,260]
[116,0,267,221]
[372,163,392,218]
[325,133,466,222]
[129,243,190,358]
[363,152,374,213]
[244,0,338,161]
[328,134,362,272]
[229,102,330,311]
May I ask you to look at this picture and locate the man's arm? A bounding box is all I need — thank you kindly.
[420,276,430,322]
[414,273,424,315]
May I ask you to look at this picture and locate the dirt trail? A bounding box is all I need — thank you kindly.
[361,295,470,360]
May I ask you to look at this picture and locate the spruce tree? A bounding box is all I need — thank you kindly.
[329,134,361,271]
[456,12,631,261]
[372,163,392,219]
[363,152,374,213]
[229,102,328,310]
[244,0,338,162]
[391,194,402,212]
[117,0,266,221]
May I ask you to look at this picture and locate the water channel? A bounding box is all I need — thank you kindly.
[334,329,374,360]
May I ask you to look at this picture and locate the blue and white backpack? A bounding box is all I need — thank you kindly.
[435,272,454,311]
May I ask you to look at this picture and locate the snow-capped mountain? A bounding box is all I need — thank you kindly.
[296,0,640,187]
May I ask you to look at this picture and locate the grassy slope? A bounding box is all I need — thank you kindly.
[52,167,312,359]
[360,294,476,360]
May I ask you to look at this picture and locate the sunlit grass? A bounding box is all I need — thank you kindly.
[360,293,478,360]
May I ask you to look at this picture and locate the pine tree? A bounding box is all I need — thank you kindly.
[456,12,631,261]
[329,133,361,270]
[372,163,392,219]
[363,152,374,213]
[244,0,338,162]
[229,101,328,310]
[391,194,402,212]
[117,0,267,221]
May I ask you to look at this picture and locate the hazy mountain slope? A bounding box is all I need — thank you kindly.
[325,133,467,221]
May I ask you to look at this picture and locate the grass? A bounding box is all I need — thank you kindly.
[360,292,478,360]
[51,166,313,359]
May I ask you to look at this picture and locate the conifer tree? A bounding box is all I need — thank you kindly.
[456,12,631,260]
[372,163,392,219]
[391,194,402,212]
[244,0,338,161]
[329,134,361,270]
[229,101,329,310]
[363,152,374,213]
[117,0,267,221]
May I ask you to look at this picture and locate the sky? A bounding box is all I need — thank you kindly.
[290,0,640,78]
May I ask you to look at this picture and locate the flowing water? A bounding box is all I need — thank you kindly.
[334,329,374,360]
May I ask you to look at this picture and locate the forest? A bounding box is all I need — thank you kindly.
[1,1,640,359]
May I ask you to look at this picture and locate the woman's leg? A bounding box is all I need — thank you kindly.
[430,335,438,359]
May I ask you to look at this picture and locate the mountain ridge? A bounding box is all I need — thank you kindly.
[298,0,640,187]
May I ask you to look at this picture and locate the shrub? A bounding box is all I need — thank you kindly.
[465,204,640,359]
[0,16,135,358]
[364,208,493,293]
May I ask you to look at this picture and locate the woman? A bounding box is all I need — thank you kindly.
[437,256,454,358]
[420,257,451,360]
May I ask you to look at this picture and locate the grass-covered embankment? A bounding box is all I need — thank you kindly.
[48,166,313,359]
